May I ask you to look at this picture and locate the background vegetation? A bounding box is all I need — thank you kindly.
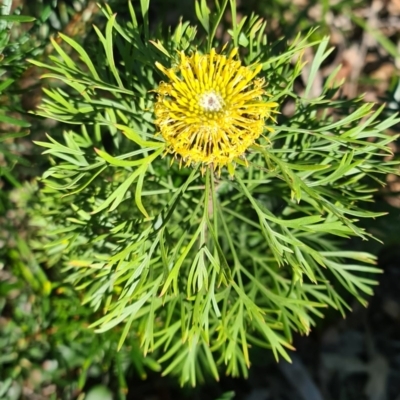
[1,0,400,399]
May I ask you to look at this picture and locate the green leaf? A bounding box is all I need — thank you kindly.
[92,170,139,214]
[0,130,29,141]
[93,15,124,89]
[0,77,14,92]
[0,15,36,22]
[304,36,333,100]
[195,0,210,35]
[49,36,78,71]
[94,147,163,167]
[135,163,150,218]
[0,114,30,128]
[116,124,164,148]
[57,33,100,80]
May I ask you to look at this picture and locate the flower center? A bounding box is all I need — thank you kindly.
[199,91,224,112]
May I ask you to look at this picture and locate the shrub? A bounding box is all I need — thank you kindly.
[28,0,399,386]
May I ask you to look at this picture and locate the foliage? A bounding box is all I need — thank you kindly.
[0,253,158,400]
[0,2,162,398]
[0,0,34,211]
[0,0,399,397]
[25,0,400,387]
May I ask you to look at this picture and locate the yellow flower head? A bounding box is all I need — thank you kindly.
[154,47,278,174]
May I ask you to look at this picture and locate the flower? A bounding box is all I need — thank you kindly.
[154,47,277,174]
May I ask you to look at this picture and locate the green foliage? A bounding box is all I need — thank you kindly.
[23,0,400,387]
[0,0,33,204]
[0,225,160,399]
[0,1,159,398]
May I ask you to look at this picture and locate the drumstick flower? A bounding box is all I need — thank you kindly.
[154,47,278,174]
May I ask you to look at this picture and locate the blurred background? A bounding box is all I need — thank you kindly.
[1,0,400,399]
